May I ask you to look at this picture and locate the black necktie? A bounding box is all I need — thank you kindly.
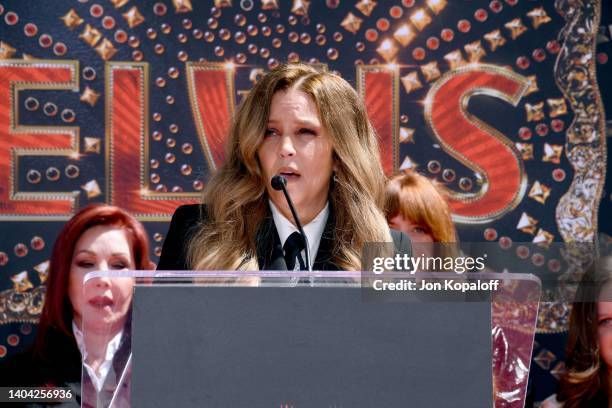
[283,232,307,271]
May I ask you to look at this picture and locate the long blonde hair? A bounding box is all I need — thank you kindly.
[187,63,392,271]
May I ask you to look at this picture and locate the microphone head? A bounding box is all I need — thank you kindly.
[271,175,287,191]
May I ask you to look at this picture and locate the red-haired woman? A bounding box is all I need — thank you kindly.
[0,204,152,405]
[385,171,457,260]
[385,171,457,244]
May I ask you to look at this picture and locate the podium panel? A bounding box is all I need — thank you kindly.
[134,285,489,407]
[81,271,540,407]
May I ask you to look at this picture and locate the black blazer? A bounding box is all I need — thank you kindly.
[0,328,81,390]
[157,204,412,271]
[0,326,131,407]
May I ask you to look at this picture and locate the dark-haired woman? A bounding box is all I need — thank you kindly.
[542,257,612,407]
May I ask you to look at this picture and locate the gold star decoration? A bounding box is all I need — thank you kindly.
[464,40,486,63]
[95,38,118,60]
[597,30,610,44]
[400,72,422,94]
[0,41,17,59]
[542,143,563,164]
[426,0,447,15]
[420,61,441,82]
[214,0,232,7]
[484,29,506,51]
[528,181,551,204]
[291,0,310,16]
[525,102,545,122]
[533,228,554,249]
[81,180,102,199]
[80,86,101,107]
[34,261,50,284]
[525,75,539,96]
[84,137,101,154]
[110,0,130,8]
[515,143,534,160]
[123,6,145,28]
[399,155,418,171]
[340,12,363,35]
[393,24,416,47]
[527,7,552,29]
[547,98,568,117]
[261,0,279,10]
[376,39,398,62]
[172,0,193,13]
[516,212,538,235]
[550,363,566,381]
[410,8,432,31]
[400,127,415,143]
[533,349,556,370]
[444,50,467,69]
[355,0,377,17]
[22,54,35,60]
[79,24,102,47]
[60,9,83,30]
[11,271,34,293]
[504,18,528,40]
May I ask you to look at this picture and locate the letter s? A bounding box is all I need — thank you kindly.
[424,64,530,224]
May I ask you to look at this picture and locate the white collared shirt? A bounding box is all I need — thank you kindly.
[72,321,123,392]
[269,200,329,270]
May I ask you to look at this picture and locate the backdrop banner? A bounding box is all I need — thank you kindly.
[0,0,609,405]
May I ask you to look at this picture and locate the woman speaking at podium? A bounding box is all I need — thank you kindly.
[158,63,410,272]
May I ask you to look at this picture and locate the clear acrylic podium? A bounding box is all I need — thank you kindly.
[81,271,540,408]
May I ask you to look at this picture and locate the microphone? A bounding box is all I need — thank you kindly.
[271,175,312,273]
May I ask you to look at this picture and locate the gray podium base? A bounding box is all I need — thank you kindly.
[132,286,492,408]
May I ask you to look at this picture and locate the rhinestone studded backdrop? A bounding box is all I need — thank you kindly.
[0,0,610,405]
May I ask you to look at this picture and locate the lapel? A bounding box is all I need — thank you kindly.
[256,215,287,270]
[255,210,339,271]
[311,212,337,270]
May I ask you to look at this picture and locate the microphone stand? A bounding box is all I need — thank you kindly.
[271,175,313,274]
